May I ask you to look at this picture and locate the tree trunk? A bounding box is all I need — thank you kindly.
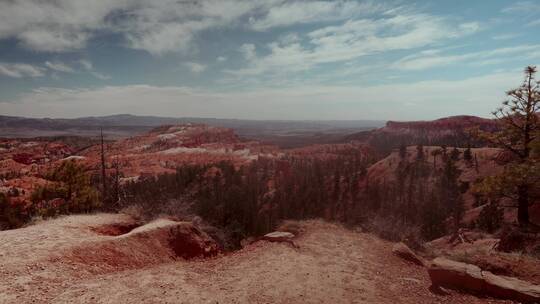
[517,184,529,226]
[100,128,107,206]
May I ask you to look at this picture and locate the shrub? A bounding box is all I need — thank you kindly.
[496,226,528,253]
[363,214,421,243]
[476,202,503,233]
[0,193,29,229]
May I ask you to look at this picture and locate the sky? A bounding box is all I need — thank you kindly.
[0,0,539,121]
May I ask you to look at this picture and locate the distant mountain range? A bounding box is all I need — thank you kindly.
[0,114,386,147]
[0,114,501,150]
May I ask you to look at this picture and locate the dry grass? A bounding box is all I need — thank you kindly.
[120,204,145,220]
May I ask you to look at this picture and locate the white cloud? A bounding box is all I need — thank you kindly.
[0,0,266,54]
[248,0,386,31]
[78,59,111,80]
[528,19,540,27]
[502,1,540,27]
[184,62,207,73]
[45,61,75,73]
[0,0,123,52]
[19,29,90,52]
[492,33,520,40]
[278,33,300,45]
[125,22,203,55]
[502,1,540,13]
[393,44,540,70]
[79,59,93,70]
[394,53,471,70]
[229,13,479,76]
[90,72,111,80]
[458,22,480,34]
[0,0,486,58]
[217,56,227,62]
[0,71,524,120]
[239,44,257,61]
[0,63,45,78]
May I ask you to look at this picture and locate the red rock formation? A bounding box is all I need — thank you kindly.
[428,257,540,303]
[385,115,499,132]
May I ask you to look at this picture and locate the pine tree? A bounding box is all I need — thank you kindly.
[463,144,472,162]
[450,147,460,161]
[431,149,442,169]
[438,158,464,232]
[399,143,407,159]
[478,66,540,226]
[416,144,424,160]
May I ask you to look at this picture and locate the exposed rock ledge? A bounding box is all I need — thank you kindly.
[428,257,540,303]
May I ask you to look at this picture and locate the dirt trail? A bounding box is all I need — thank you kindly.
[0,215,512,303]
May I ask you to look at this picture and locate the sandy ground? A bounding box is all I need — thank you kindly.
[0,215,514,304]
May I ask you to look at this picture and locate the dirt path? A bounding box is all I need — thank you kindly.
[0,216,513,303]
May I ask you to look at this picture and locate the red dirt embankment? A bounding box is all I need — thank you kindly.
[0,214,516,304]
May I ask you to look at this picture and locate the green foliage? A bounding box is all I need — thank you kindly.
[399,143,407,159]
[463,145,472,162]
[450,147,460,161]
[438,158,464,229]
[31,160,100,217]
[476,202,504,233]
[477,162,540,202]
[475,66,540,225]
[0,193,29,229]
[533,132,540,157]
[120,155,369,248]
[420,193,447,240]
[416,144,424,160]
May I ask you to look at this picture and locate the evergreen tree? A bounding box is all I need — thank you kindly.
[463,144,472,162]
[420,191,447,240]
[450,147,460,161]
[399,143,407,159]
[438,158,464,232]
[416,144,424,160]
[431,149,442,169]
[476,201,503,233]
[478,66,540,226]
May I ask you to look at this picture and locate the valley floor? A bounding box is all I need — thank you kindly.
[0,215,513,303]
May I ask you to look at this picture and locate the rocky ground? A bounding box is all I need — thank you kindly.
[0,214,516,304]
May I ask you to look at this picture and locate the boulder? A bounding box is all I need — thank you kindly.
[482,271,540,303]
[428,258,484,293]
[263,231,294,241]
[428,257,540,303]
[262,231,298,248]
[165,221,220,259]
[392,242,424,266]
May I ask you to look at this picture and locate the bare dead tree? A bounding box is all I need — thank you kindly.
[100,127,107,207]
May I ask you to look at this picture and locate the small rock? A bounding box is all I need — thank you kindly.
[392,242,424,266]
[263,231,294,240]
[428,258,484,293]
[262,231,298,248]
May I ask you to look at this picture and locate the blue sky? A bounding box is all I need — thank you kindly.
[0,0,539,120]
